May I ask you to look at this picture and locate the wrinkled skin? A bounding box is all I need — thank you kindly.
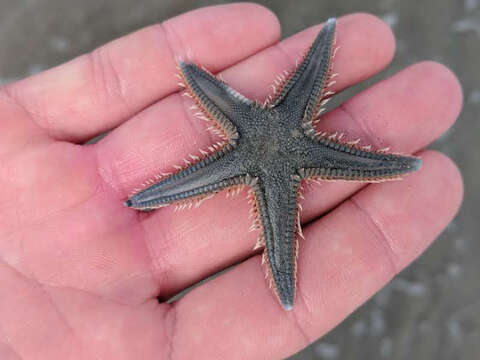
[0,4,462,360]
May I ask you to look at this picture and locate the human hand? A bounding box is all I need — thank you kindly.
[0,4,463,359]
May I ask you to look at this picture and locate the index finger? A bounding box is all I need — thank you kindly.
[2,3,280,142]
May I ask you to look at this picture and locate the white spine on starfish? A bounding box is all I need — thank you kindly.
[347,138,361,145]
[225,85,253,105]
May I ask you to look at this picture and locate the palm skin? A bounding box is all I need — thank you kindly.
[0,4,463,360]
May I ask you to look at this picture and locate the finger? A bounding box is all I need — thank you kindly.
[299,60,463,221]
[168,151,463,359]
[2,3,280,142]
[104,59,460,298]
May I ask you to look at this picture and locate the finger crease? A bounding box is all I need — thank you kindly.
[274,40,299,71]
[158,21,186,64]
[138,215,173,298]
[164,305,178,360]
[0,86,46,135]
[291,286,312,346]
[338,102,380,147]
[88,48,130,118]
[348,197,399,277]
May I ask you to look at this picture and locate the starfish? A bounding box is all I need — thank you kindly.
[124,18,421,310]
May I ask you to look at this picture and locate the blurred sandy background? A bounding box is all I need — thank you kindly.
[0,0,478,359]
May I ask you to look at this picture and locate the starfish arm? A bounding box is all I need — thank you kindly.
[298,138,422,181]
[270,18,337,127]
[254,174,302,310]
[179,62,255,142]
[125,148,249,210]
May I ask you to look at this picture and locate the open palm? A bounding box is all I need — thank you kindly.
[0,4,463,359]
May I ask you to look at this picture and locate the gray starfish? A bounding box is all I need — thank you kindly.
[125,18,421,310]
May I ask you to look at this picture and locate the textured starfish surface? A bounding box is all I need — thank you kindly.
[125,18,421,310]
